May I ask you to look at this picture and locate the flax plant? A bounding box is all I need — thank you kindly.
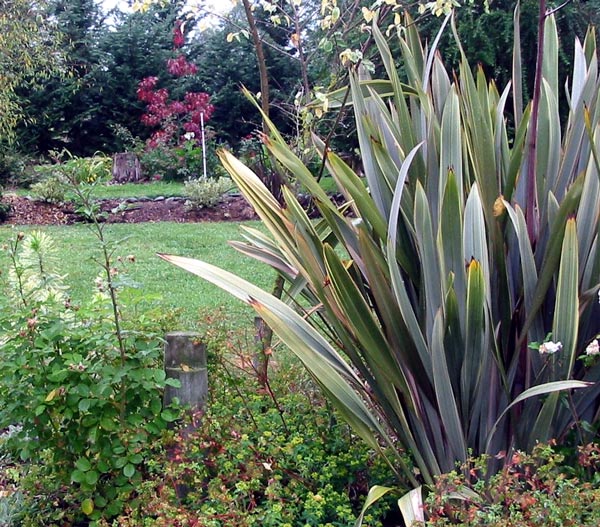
[160,8,600,517]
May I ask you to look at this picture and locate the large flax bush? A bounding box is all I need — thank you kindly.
[161,9,600,512]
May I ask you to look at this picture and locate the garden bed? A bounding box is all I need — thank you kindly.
[1,193,258,225]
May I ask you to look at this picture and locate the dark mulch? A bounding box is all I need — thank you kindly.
[1,194,258,226]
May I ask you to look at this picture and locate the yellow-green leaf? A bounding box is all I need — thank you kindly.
[81,498,94,516]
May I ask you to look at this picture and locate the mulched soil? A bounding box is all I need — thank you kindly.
[1,194,258,226]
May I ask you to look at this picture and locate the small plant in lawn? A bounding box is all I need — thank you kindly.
[0,185,182,524]
[184,177,233,210]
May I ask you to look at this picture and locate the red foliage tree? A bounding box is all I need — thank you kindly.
[137,21,214,149]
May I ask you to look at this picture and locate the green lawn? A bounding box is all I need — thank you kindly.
[12,180,187,200]
[0,221,274,330]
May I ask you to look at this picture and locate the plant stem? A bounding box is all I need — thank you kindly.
[240,0,270,124]
[74,184,128,422]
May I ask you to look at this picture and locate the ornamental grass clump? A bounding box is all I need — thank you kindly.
[161,8,600,521]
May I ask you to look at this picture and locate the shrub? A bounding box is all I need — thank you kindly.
[105,318,398,527]
[0,187,11,222]
[424,443,600,526]
[184,177,233,210]
[30,150,112,203]
[63,153,111,185]
[0,145,32,187]
[0,228,181,524]
[139,138,228,182]
[29,174,68,203]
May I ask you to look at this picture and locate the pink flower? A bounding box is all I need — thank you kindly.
[585,339,599,356]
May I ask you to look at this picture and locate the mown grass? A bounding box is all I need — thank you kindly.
[12,181,187,200]
[92,181,187,199]
[0,221,274,330]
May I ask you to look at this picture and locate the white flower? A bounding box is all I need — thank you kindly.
[539,341,562,355]
[183,132,195,141]
[585,339,600,356]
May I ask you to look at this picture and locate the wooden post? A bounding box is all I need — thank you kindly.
[164,331,207,499]
[163,331,207,410]
[112,153,142,184]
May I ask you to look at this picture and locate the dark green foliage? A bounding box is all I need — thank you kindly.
[15,3,182,156]
[0,188,10,223]
[187,3,303,146]
[15,0,106,156]
[138,137,227,181]
[0,144,34,187]
[187,26,261,144]
[419,0,600,102]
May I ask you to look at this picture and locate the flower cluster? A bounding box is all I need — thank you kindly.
[586,338,599,356]
[539,340,563,355]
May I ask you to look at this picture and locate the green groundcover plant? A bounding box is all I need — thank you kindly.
[160,6,600,522]
[424,442,600,526]
[100,318,398,527]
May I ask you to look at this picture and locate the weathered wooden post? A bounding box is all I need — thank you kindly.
[112,153,142,184]
[163,331,207,410]
[253,316,270,387]
[163,331,207,499]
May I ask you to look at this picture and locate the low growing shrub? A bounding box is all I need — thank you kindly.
[107,317,400,527]
[0,145,33,187]
[184,177,233,210]
[0,229,182,525]
[30,150,112,204]
[424,442,600,526]
[139,139,228,182]
[0,187,11,222]
[29,174,68,203]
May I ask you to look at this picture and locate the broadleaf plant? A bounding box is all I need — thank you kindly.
[160,7,600,516]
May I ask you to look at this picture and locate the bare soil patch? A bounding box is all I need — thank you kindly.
[1,194,258,226]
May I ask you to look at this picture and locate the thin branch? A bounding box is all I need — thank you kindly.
[547,0,573,17]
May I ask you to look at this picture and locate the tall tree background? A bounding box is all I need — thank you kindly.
[15,1,183,156]
[4,0,600,160]
[0,0,65,141]
[16,0,106,155]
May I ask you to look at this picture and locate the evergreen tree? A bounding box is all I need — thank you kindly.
[16,1,181,156]
[16,0,105,155]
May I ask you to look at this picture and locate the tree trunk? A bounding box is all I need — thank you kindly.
[112,152,142,184]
